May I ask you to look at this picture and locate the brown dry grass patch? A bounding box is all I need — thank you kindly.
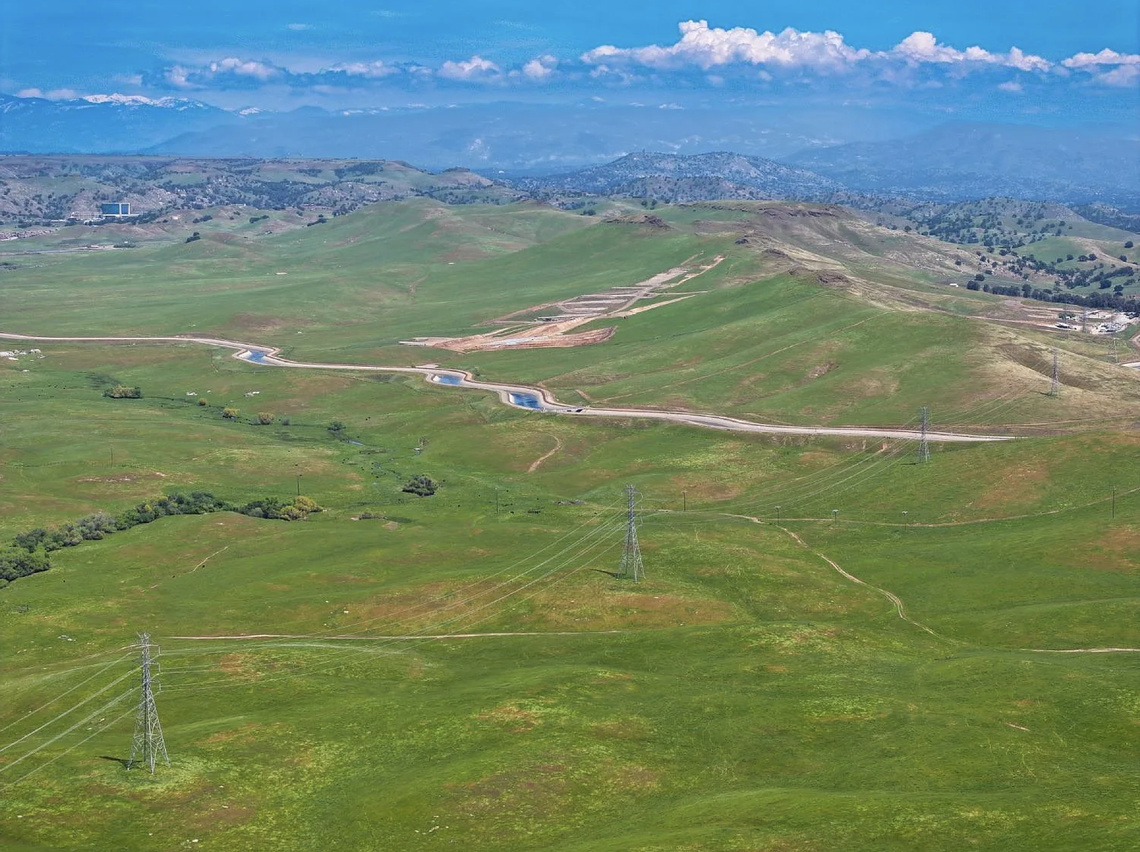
[476,704,541,733]
[1071,525,1140,573]
[972,461,1050,511]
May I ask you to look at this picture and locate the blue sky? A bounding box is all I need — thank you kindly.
[2,1,1138,123]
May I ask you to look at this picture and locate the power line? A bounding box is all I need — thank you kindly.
[617,484,644,582]
[918,407,931,464]
[161,516,627,693]
[127,633,169,774]
[0,652,133,737]
[0,668,136,758]
[0,688,134,782]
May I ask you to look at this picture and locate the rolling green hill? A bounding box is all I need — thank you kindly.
[2,196,1140,852]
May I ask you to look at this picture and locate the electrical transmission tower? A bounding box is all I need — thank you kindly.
[617,484,645,582]
[1050,347,1060,397]
[917,406,931,464]
[128,632,169,774]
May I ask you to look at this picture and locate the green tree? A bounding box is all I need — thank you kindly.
[402,475,438,497]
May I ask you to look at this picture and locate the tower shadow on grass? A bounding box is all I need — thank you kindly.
[592,568,624,579]
[99,755,131,768]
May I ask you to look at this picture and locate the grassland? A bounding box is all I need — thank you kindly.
[2,199,1140,851]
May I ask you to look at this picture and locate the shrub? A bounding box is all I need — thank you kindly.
[293,496,322,514]
[198,398,209,406]
[103,385,142,399]
[257,412,274,425]
[0,548,50,582]
[222,407,239,420]
[402,475,438,497]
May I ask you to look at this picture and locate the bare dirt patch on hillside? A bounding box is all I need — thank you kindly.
[401,255,724,352]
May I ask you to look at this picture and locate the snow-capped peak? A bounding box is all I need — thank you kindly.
[81,93,207,109]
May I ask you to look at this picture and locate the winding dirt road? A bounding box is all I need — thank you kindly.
[0,331,1015,443]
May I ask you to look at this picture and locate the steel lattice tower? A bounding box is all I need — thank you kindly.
[917,407,931,464]
[1050,347,1060,397]
[128,632,169,774]
[617,484,644,582]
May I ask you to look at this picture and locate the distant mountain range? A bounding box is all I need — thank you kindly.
[0,93,233,153]
[0,92,1136,209]
[509,151,843,202]
[784,123,1140,210]
[0,157,513,224]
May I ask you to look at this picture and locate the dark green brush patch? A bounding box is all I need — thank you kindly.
[1,493,322,585]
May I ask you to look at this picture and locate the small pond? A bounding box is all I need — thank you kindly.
[508,392,543,410]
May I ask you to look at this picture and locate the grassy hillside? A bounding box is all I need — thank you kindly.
[5,199,1140,431]
[3,199,1140,851]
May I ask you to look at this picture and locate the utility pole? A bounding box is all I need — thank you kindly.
[682,490,687,513]
[917,407,931,464]
[128,633,169,774]
[775,505,781,525]
[831,509,839,525]
[1112,486,1116,520]
[617,484,644,582]
[1113,337,1119,363]
[1050,347,1060,398]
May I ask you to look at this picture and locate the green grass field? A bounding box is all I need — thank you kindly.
[2,200,1140,851]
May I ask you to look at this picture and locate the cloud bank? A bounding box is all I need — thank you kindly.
[116,19,1139,100]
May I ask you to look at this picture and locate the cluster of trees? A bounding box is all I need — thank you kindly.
[964,278,1140,312]
[103,385,142,399]
[402,475,438,497]
[1013,251,1135,293]
[1072,204,1140,233]
[0,491,322,586]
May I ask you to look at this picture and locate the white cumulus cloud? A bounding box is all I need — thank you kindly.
[438,55,501,82]
[330,61,398,79]
[1061,48,1140,86]
[207,58,281,81]
[1062,48,1140,69]
[886,31,1051,71]
[582,20,869,70]
[520,55,558,80]
[581,20,1055,76]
